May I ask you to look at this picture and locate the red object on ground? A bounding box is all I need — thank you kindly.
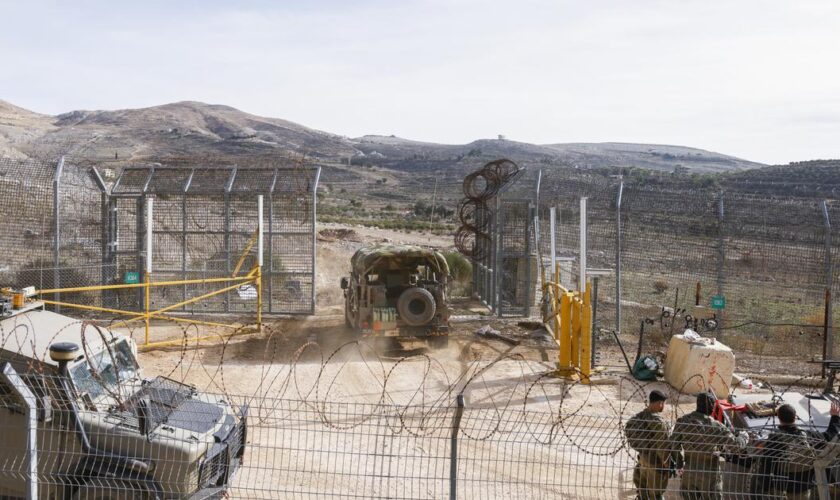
[712,399,747,423]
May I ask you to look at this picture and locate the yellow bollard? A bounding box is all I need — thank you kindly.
[558,292,573,373]
[548,277,595,380]
[571,293,581,368]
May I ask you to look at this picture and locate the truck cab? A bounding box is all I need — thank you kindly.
[0,304,247,499]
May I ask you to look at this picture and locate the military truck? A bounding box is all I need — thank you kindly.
[0,304,247,499]
[340,245,451,346]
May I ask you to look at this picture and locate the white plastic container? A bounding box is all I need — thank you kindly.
[664,332,735,397]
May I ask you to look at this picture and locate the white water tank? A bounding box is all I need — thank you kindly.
[664,332,735,397]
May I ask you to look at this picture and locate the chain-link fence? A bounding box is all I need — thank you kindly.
[0,156,320,316]
[397,159,840,364]
[470,166,542,317]
[107,163,319,315]
[5,368,840,498]
[0,157,105,302]
[538,169,839,362]
[5,301,840,498]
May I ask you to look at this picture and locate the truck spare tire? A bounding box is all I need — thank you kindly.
[397,287,436,326]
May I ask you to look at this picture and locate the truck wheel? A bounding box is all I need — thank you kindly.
[397,288,436,326]
[73,479,152,500]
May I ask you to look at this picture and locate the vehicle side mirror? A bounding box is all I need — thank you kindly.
[340,277,349,290]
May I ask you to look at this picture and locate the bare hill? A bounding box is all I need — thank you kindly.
[542,142,763,172]
[351,136,762,174]
[0,99,762,173]
[20,101,357,160]
[0,99,56,158]
[722,159,840,197]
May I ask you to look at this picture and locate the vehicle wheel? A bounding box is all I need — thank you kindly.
[396,288,436,326]
[344,292,356,329]
[73,479,152,500]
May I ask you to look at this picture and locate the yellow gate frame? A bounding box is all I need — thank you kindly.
[37,195,266,350]
[37,266,262,349]
[542,264,593,382]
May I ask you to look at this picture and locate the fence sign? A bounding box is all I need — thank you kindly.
[124,272,140,284]
[711,295,726,309]
[237,284,258,300]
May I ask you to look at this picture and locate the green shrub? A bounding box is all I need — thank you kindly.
[652,280,669,294]
[443,251,472,282]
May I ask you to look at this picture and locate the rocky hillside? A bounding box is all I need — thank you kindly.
[351,135,762,174]
[0,99,763,173]
[1,100,357,160]
[542,142,764,172]
[0,100,56,158]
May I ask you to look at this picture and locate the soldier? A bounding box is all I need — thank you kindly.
[751,401,840,499]
[625,389,673,500]
[672,392,747,499]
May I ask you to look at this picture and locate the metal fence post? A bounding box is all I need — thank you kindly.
[816,463,831,500]
[493,197,499,316]
[525,203,534,316]
[91,166,113,309]
[223,168,236,313]
[615,182,623,334]
[311,167,321,315]
[257,195,264,328]
[268,192,274,314]
[136,195,146,309]
[823,201,834,365]
[813,439,840,500]
[53,156,64,312]
[550,207,557,277]
[145,197,153,345]
[449,394,465,500]
[100,192,109,300]
[580,197,587,291]
[1,363,38,500]
[592,276,599,367]
[181,170,193,309]
[717,191,725,331]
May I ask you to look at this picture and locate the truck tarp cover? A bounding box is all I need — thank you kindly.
[351,245,449,276]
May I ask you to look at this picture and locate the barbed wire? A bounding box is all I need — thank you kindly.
[0,315,781,438]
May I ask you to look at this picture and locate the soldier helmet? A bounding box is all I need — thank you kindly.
[696,392,716,415]
[648,390,667,404]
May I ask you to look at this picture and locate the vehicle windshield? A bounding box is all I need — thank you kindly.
[69,339,139,399]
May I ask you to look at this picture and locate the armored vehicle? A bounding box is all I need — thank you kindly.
[340,245,451,344]
[0,304,247,499]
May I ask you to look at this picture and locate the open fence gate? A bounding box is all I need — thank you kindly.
[95,164,319,316]
[38,193,267,348]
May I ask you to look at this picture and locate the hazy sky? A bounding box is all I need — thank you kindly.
[2,0,839,164]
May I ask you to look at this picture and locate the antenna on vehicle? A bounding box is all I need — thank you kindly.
[49,342,80,375]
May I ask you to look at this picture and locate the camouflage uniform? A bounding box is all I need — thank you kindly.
[625,408,673,500]
[672,410,737,500]
[751,414,840,499]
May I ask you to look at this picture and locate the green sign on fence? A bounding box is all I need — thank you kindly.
[711,295,726,309]
[124,271,140,284]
